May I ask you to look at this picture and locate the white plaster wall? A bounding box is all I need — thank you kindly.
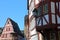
[30,34,38,40]
[35,0,40,5]
[30,29,37,36]
[29,0,34,19]
[29,18,35,30]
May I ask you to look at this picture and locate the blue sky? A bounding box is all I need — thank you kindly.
[0,0,27,30]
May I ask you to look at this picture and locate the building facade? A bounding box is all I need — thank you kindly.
[24,15,29,40]
[25,0,60,40]
[0,18,24,40]
[25,0,44,40]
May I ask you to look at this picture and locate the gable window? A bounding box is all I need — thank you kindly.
[6,27,10,31]
[5,34,7,38]
[1,34,4,38]
[1,34,7,38]
[8,22,9,24]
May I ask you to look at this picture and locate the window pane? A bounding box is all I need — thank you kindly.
[52,14,56,24]
[50,32,56,40]
[43,4,48,14]
[57,15,60,24]
[36,17,41,26]
[37,6,42,16]
[51,2,55,13]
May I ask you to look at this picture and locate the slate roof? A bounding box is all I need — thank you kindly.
[0,28,3,34]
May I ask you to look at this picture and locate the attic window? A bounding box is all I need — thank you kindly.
[6,27,10,31]
[7,21,9,24]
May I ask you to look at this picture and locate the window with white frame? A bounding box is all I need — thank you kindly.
[51,2,55,13]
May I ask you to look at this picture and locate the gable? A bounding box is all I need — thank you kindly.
[0,18,24,37]
[2,18,14,34]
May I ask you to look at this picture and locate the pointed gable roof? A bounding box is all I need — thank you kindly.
[5,18,24,37]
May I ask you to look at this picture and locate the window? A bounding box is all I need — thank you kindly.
[37,6,42,16]
[8,22,9,24]
[33,6,42,16]
[50,32,56,40]
[1,34,4,38]
[51,2,55,13]
[33,8,38,16]
[52,15,56,24]
[6,27,10,31]
[1,34,7,38]
[43,4,48,14]
[36,17,41,26]
[5,34,7,38]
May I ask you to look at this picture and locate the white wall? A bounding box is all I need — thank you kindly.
[30,34,38,40]
[29,0,34,19]
[29,18,35,30]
